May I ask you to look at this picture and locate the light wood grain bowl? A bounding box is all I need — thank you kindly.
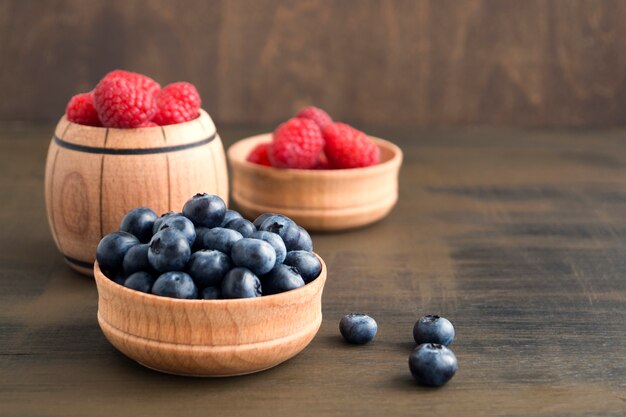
[228,134,402,231]
[93,256,326,377]
[44,110,228,275]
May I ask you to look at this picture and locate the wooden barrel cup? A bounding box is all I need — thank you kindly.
[44,109,228,275]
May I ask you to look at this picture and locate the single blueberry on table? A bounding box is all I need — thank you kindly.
[96,231,140,271]
[252,212,276,229]
[155,214,196,246]
[339,313,378,345]
[413,315,455,346]
[408,343,458,387]
[182,193,226,228]
[152,271,198,299]
[119,207,157,243]
[201,286,222,300]
[201,227,243,254]
[148,228,191,273]
[250,230,287,264]
[123,243,152,276]
[231,238,276,276]
[224,218,256,238]
[261,264,305,295]
[283,250,321,283]
[152,211,180,234]
[220,209,243,227]
[124,271,155,293]
[187,249,232,288]
[221,267,262,299]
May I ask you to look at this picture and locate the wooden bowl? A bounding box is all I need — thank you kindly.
[44,110,228,275]
[228,134,403,231]
[93,256,327,377]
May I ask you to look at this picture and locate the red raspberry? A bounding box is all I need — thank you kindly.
[93,77,157,128]
[323,122,380,169]
[269,117,324,169]
[138,121,159,127]
[102,70,161,98]
[247,142,272,166]
[66,92,101,127]
[296,106,332,129]
[313,152,331,169]
[153,82,201,125]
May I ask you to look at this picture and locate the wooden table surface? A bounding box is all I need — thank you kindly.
[1,125,625,417]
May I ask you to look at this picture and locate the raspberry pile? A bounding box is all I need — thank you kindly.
[65,70,201,128]
[246,106,380,170]
[96,194,322,300]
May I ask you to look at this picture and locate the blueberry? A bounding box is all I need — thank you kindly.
[155,215,196,246]
[119,207,157,243]
[231,238,276,276]
[283,250,321,283]
[224,218,256,238]
[290,226,313,252]
[259,214,296,233]
[261,264,305,295]
[152,271,198,299]
[193,226,211,251]
[108,270,126,285]
[124,271,155,293]
[221,267,262,298]
[182,193,226,228]
[96,231,140,271]
[249,230,287,264]
[123,243,152,276]
[408,343,458,387]
[148,228,191,273]
[339,313,378,344]
[201,286,222,299]
[187,249,232,288]
[219,209,243,227]
[259,215,302,251]
[413,315,455,346]
[252,213,276,229]
[201,227,243,254]
[152,211,179,234]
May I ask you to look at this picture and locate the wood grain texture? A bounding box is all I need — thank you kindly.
[1,0,626,127]
[229,134,402,230]
[2,124,626,416]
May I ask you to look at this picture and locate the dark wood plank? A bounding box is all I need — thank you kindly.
[0,124,625,416]
[1,0,626,127]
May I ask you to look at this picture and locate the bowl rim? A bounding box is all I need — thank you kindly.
[228,133,403,178]
[93,253,327,306]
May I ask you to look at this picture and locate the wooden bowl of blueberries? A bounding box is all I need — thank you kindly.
[94,193,326,377]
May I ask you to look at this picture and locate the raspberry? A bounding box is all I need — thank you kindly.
[153,82,201,125]
[269,117,324,169]
[138,121,159,127]
[93,77,157,128]
[322,122,380,169]
[247,142,272,166]
[66,92,101,127]
[296,106,332,128]
[102,70,160,98]
[313,152,331,169]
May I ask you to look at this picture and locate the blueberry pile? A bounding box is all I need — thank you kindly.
[96,193,322,299]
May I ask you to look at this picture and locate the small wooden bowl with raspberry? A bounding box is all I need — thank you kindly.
[228,110,403,231]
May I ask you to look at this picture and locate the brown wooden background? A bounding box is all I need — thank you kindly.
[1,0,626,127]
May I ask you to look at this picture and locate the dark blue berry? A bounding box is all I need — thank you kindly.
[219,209,243,227]
[155,215,196,246]
[252,213,276,229]
[339,313,378,344]
[152,271,198,299]
[96,231,140,271]
[152,211,179,234]
[119,207,157,243]
[201,227,243,254]
[187,249,232,288]
[221,267,262,299]
[231,238,276,276]
[123,243,152,276]
[290,226,313,252]
[259,214,296,233]
[259,215,302,251]
[408,343,458,387]
[201,286,222,299]
[249,230,287,264]
[262,264,305,295]
[193,226,211,251]
[148,228,191,273]
[124,271,155,293]
[182,193,226,228]
[224,218,256,237]
[108,270,126,285]
[283,250,321,283]
[413,315,455,346]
